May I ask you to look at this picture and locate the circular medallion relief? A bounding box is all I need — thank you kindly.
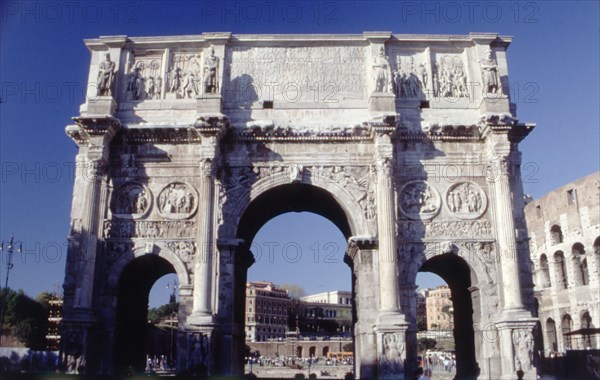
[399,180,441,220]
[111,182,152,219]
[445,182,487,219]
[157,183,198,220]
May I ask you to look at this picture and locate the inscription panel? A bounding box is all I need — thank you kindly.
[225,46,366,105]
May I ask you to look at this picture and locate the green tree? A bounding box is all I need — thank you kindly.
[147,302,178,324]
[0,288,49,349]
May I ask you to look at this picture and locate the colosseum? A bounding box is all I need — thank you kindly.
[525,172,600,354]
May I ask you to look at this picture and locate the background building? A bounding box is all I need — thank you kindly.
[425,285,453,330]
[526,172,600,354]
[245,282,291,342]
[300,291,352,305]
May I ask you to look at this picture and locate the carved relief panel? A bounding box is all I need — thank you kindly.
[445,182,488,219]
[398,180,441,220]
[389,49,429,99]
[111,182,152,219]
[157,182,198,219]
[432,51,470,99]
[167,50,204,99]
[123,50,164,102]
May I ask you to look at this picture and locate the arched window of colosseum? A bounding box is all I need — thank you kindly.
[546,318,558,352]
[550,225,563,245]
[561,314,573,350]
[581,312,594,349]
[553,251,568,290]
[571,243,588,286]
[539,254,552,288]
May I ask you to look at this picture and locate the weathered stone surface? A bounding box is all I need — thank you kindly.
[61,32,537,379]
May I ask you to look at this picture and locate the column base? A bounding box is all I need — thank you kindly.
[375,311,407,330]
[187,312,216,327]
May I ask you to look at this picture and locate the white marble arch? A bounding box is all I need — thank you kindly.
[224,169,373,239]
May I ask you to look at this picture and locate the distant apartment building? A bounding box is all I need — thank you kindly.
[245,281,291,342]
[526,172,600,353]
[425,285,453,330]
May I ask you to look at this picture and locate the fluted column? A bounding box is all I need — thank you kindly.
[74,158,107,309]
[376,156,401,314]
[488,155,525,311]
[190,158,216,324]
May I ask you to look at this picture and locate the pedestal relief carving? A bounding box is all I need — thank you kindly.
[158,183,198,219]
[446,182,487,219]
[512,329,534,372]
[378,332,405,376]
[111,182,152,219]
[399,181,441,220]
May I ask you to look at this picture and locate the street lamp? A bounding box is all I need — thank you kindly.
[0,237,22,346]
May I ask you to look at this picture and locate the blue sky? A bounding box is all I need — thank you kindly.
[0,1,598,307]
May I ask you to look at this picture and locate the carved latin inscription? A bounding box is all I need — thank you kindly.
[225,46,366,104]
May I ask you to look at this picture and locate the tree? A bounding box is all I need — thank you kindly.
[147,301,178,325]
[0,288,49,349]
[416,315,427,331]
[418,338,437,353]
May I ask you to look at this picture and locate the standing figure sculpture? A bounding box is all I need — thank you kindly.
[97,53,115,96]
[479,49,500,94]
[373,46,392,93]
[203,47,219,94]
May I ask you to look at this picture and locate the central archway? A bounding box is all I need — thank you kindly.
[114,255,177,372]
[232,183,358,376]
[419,253,478,379]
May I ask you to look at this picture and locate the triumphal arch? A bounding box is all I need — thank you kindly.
[61,32,538,379]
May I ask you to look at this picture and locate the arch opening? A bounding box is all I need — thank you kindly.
[418,254,478,379]
[235,184,355,376]
[114,255,178,373]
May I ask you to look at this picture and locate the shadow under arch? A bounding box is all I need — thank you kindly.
[113,254,176,373]
[419,253,479,379]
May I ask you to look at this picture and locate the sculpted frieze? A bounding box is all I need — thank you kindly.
[399,220,492,240]
[398,181,441,220]
[111,182,152,219]
[166,241,196,263]
[446,182,487,219]
[158,183,198,219]
[104,220,197,239]
[393,55,427,99]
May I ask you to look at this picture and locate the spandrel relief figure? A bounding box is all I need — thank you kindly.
[373,46,392,93]
[96,53,115,96]
[479,49,501,94]
[203,47,219,94]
